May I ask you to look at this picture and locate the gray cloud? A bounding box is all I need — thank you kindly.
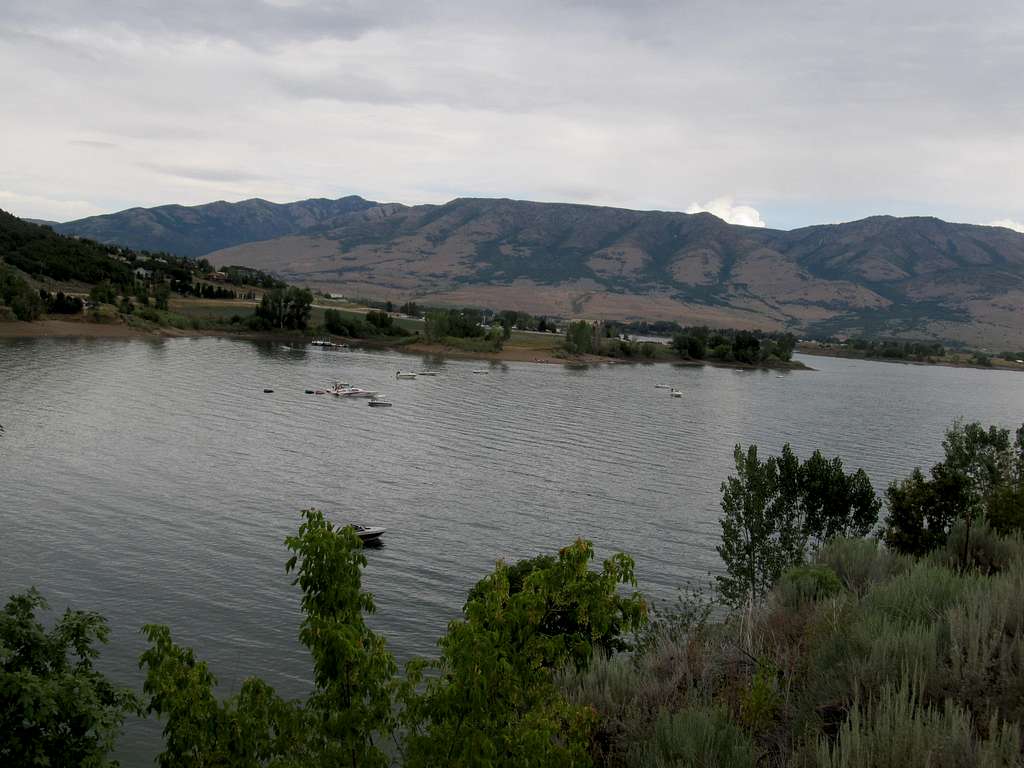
[140,163,268,184]
[1,0,1022,228]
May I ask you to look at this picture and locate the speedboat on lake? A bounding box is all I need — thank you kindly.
[395,371,417,379]
[368,395,393,407]
[655,383,671,389]
[670,388,683,398]
[350,524,386,542]
[329,381,377,398]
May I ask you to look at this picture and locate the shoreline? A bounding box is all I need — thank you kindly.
[796,344,1024,373]
[0,318,812,370]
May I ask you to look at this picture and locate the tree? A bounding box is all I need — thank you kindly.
[255,287,313,330]
[564,321,595,355]
[882,467,969,557]
[140,509,396,768]
[423,309,451,341]
[400,540,644,766]
[140,626,305,768]
[717,445,797,608]
[154,283,170,311]
[882,421,1024,557]
[716,443,880,608]
[284,509,397,767]
[1,589,138,767]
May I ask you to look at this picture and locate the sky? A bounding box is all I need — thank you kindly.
[1,0,1023,232]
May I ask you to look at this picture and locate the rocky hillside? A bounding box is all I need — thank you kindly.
[54,196,381,257]
[55,196,1024,347]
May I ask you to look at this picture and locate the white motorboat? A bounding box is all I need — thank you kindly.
[349,524,386,542]
[395,371,417,380]
[416,371,438,376]
[329,381,377,398]
[368,397,393,408]
[654,383,671,389]
[472,369,489,374]
[670,388,683,398]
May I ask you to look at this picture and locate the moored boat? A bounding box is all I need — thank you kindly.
[350,524,386,542]
[395,371,417,380]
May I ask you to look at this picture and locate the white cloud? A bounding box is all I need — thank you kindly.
[987,218,1024,234]
[686,197,767,228]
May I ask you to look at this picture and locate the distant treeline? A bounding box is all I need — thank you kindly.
[847,337,947,359]
[671,326,796,364]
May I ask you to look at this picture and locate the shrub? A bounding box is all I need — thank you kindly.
[816,538,910,597]
[934,518,1023,575]
[862,563,975,626]
[817,675,1021,768]
[740,659,783,732]
[776,565,844,608]
[632,707,756,768]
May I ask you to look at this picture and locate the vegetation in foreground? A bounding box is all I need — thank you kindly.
[3,419,1022,766]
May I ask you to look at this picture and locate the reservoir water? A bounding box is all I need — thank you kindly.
[1,337,1021,762]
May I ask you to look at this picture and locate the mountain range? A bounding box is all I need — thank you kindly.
[53,196,1024,347]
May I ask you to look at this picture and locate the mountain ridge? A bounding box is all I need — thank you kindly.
[52,195,1024,347]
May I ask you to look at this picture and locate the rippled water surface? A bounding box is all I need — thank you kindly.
[1,337,1021,762]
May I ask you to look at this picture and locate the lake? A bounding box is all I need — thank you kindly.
[1,336,1021,762]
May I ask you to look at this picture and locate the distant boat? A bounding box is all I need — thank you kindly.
[472,369,489,374]
[670,388,683,398]
[416,371,438,376]
[655,384,671,389]
[396,371,417,380]
[263,388,274,393]
[368,396,393,408]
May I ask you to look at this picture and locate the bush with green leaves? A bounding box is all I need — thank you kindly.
[400,540,646,767]
[1,589,139,767]
[776,564,843,608]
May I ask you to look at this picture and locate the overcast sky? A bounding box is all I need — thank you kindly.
[2,0,1022,231]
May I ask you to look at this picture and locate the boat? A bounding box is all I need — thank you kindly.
[472,369,489,374]
[368,396,393,408]
[670,388,683,398]
[350,523,386,542]
[395,371,417,380]
[416,371,438,376]
[329,381,377,398]
[263,388,274,393]
[654,384,671,389]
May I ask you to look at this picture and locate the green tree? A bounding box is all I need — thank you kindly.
[716,445,798,608]
[140,509,396,768]
[400,540,644,766]
[564,321,595,355]
[881,421,1024,556]
[716,444,880,608]
[882,466,969,557]
[1,589,138,767]
[140,626,305,768]
[284,510,397,768]
[423,309,451,341]
[154,282,170,311]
